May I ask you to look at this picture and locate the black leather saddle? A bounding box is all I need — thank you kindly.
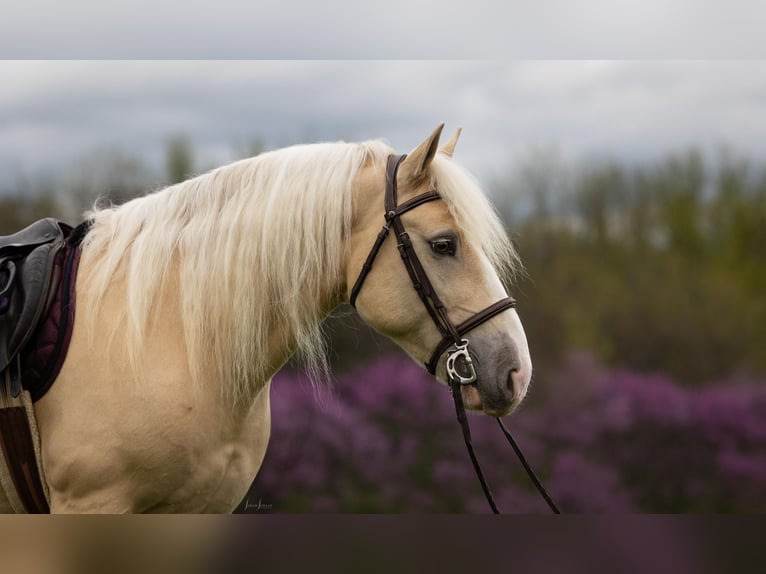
[0,218,71,396]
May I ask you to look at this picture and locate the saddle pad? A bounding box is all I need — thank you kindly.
[20,242,81,403]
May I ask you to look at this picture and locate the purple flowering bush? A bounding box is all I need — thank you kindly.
[242,352,766,513]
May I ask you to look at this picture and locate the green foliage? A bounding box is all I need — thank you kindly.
[0,194,58,235]
[510,150,766,385]
[165,135,195,184]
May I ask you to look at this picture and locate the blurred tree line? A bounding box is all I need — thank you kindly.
[499,149,766,387]
[1,139,763,387]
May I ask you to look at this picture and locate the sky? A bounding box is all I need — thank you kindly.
[3,1,766,58]
[2,60,766,196]
[2,0,766,196]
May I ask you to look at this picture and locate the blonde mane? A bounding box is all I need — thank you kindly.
[79,139,518,405]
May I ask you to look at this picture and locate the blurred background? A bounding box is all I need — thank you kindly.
[2,61,764,513]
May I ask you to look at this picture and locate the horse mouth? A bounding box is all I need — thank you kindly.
[460,384,516,417]
[482,403,516,417]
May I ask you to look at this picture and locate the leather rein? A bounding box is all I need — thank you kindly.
[350,154,560,514]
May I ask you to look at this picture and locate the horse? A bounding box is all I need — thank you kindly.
[0,124,532,513]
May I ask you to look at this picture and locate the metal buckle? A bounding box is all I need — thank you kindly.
[446,339,477,385]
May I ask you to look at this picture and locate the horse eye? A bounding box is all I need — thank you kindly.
[430,238,456,256]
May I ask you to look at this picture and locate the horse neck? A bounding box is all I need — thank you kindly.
[192,174,349,400]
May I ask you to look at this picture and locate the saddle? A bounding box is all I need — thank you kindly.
[0,218,87,513]
[1,219,70,387]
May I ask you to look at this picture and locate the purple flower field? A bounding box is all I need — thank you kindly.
[244,352,766,513]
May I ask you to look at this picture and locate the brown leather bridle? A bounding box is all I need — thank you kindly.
[350,154,516,382]
[350,154,560,514]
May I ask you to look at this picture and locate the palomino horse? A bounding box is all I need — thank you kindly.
[1,124,531,513]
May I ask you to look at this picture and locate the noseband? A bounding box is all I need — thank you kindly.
[350,154,560,514]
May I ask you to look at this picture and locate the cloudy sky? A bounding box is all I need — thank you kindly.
[2,59,765,194]
[4,0,766,58]
[2,0,765,193]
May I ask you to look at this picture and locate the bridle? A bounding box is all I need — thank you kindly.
[350,154,560,514]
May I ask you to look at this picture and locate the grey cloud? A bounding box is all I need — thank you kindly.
[1,61,766,193]
[3,1,766,58]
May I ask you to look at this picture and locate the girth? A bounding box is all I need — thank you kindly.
[350,154,516,381]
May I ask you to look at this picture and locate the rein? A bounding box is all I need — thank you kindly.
[351,154,560,514]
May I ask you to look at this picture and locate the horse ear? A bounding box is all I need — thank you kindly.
[439,127,462,158]
[400,123,444,183]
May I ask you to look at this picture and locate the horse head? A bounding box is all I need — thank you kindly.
[348,124,532,417]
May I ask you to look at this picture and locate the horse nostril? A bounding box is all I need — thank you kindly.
[507,366,523,400]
